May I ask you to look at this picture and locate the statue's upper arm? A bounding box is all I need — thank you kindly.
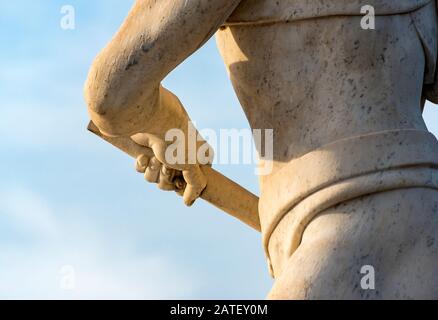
[85,0,242,117]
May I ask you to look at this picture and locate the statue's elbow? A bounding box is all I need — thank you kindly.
[84,75,125,136]
[85,89,130,137]
[84,73,111,131]
[84,74,159,137]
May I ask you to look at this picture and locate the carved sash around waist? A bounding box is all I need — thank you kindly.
[259,129,438,276]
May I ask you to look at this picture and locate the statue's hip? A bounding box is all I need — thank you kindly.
[260,129,438,277]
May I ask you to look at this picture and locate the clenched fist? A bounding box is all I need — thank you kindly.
[131,132,209,207]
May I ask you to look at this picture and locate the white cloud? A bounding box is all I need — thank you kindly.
[0,249,196,300]
[0,187,58,237]
[0,187,197,299]
[0,103,94,150]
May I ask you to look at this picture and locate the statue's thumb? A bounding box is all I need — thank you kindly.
[182,166,207,206]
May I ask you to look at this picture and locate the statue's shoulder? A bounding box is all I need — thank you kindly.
[225,0,432,25]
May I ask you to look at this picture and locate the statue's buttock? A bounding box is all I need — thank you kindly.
[217,0,438,298]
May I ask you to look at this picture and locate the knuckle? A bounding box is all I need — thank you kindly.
[144,169,159,183]
[148,157,161,171]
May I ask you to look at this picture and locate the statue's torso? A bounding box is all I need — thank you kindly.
[226,0,432,25]
[218,10,429,170]
[217,0,438,276]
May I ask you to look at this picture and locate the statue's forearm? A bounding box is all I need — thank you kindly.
[84,0,241,137]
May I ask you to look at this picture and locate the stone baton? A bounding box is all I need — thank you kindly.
[88,121,261,232]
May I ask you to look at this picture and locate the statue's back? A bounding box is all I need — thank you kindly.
[217,0,438,298]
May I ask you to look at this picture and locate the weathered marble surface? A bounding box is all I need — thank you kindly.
[85,0,438,299]
[218,1,438,290]
[227,0,431,25]
[268,187,438,299]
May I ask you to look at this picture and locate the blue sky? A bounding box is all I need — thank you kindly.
[0,1,437,299]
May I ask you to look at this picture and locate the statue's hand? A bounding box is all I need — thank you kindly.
[131,132,208,207]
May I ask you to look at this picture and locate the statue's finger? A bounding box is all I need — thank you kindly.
[135,154,150,173]
[144,157,161,183]
[131,133,167,164]
[173,174,186,196]
[157,166,176,191]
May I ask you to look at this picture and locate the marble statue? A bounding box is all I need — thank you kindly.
[84,0,438,299]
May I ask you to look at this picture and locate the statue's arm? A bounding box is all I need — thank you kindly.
[84,0,242,206]
[84,0,241,137]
